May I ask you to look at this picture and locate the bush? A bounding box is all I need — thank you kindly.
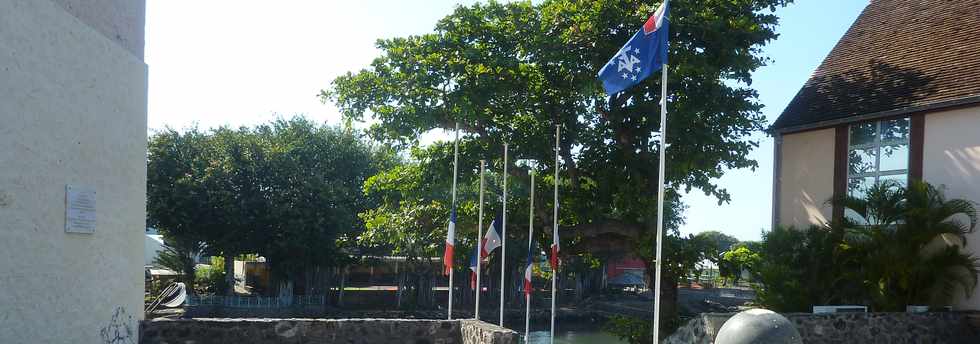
[194,256,227,294]
[603,316,652,344]
[754,181,980,312]
[603,315,686,343]
[752,225,855,312]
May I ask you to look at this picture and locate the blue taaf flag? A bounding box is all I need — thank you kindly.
[597,0,670,95]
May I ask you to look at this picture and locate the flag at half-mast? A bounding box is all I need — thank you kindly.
[550,232,560,271]
[596,0,670,95]
[480,217,503,258]
[443,208,456,276]
[469,245,480,288]
[524,243,535,296]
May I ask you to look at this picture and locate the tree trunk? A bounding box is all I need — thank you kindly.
[645,264,679,338]
[397,271,406,309]
[223,253,235,296]
[338,267,346,307]
[181,253,197,293]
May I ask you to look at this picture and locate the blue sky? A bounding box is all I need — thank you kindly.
[145,0,869,241]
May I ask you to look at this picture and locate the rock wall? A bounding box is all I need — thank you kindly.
[459,320,519,344]
[665,312,978,344]
[141,318,519,344]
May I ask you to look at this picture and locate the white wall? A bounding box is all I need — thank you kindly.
[0,0,147,342]
[777,128,837,228]
[146,233,165,267]
[922,105,980,310]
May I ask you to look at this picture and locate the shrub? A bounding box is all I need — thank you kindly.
[194,256,227,294]
[755,181,980,312]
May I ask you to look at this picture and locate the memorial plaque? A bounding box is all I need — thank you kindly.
[66,185,96,233]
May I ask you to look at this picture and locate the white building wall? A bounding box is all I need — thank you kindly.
[922,105,980,310]
[0,0,147,342]
[777,128,837,228]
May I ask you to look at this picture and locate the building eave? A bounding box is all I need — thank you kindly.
[770,94,980,136]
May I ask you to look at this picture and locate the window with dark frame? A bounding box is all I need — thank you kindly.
[846,117,910,200]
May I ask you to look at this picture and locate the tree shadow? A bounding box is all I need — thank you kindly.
[777,60,938,128]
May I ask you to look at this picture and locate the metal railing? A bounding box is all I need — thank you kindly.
[185,295,326,308]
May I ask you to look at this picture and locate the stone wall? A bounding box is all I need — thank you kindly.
[459,320,519,344]
[141,318,519,344]
[665,312,978,344]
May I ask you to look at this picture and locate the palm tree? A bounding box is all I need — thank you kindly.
[835,180,980,310]
[153,237,204,292]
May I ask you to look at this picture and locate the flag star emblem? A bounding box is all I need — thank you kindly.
[616,46,643,81]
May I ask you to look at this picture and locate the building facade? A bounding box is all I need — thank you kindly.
[0,0,147,342]
[772,0,980,309]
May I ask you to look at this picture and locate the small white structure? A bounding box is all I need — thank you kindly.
[145,228,167,267]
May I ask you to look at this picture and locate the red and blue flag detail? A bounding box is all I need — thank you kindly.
[443,208,456,276]
[480,217,503,258]
[524,242,535,296]
[469,245,480,289]
[597,0,670,95]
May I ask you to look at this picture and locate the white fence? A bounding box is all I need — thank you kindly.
[185,295,326,308]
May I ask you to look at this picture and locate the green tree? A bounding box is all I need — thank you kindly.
[694,231,740,263]
[255,118,380,296]
[836,180,980,310]
[202,126,270,295]
[153,240,204,287]
[718,245,759,285]
[325,0,792,326]
[147,118,380,297]
[147,128,213,292]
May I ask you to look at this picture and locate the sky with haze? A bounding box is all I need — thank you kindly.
[145,0,870,241]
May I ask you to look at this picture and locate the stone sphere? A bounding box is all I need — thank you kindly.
[715,309,802,344]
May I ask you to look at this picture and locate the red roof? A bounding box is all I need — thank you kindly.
[772,0,980,132]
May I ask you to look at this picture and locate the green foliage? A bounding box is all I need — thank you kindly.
[325,0,793,317]
[752,225,852,312]
[755,181,980,312]
[603,316,652,344]
[147,117,380,294]
[835,180,980,310]
[603,315,684,343]
[195,256,228,294]
[153,240,202,286]
[664,233,714,283]
[718,245,760,284]
[695,231,740,263]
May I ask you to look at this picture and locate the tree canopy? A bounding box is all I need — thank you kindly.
[325,0,792,322]
[147,117,381,294]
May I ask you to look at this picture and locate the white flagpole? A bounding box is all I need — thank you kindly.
[448,122,460,320]
[525,170,535,344]
[476,160,486,320]
[500,143,508,326]
[550,125,560,344]
[652,65,668,344]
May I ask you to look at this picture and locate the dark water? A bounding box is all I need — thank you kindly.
[524,329,627,344]
[517,321,628,344]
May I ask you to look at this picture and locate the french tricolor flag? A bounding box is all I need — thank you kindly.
[443,208,456,276]
[550,239,560,271]
[480,217,503,258]
[469,245,480,289]
[524,243,534,296]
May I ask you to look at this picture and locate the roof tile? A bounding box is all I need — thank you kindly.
[772,0,980,131]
